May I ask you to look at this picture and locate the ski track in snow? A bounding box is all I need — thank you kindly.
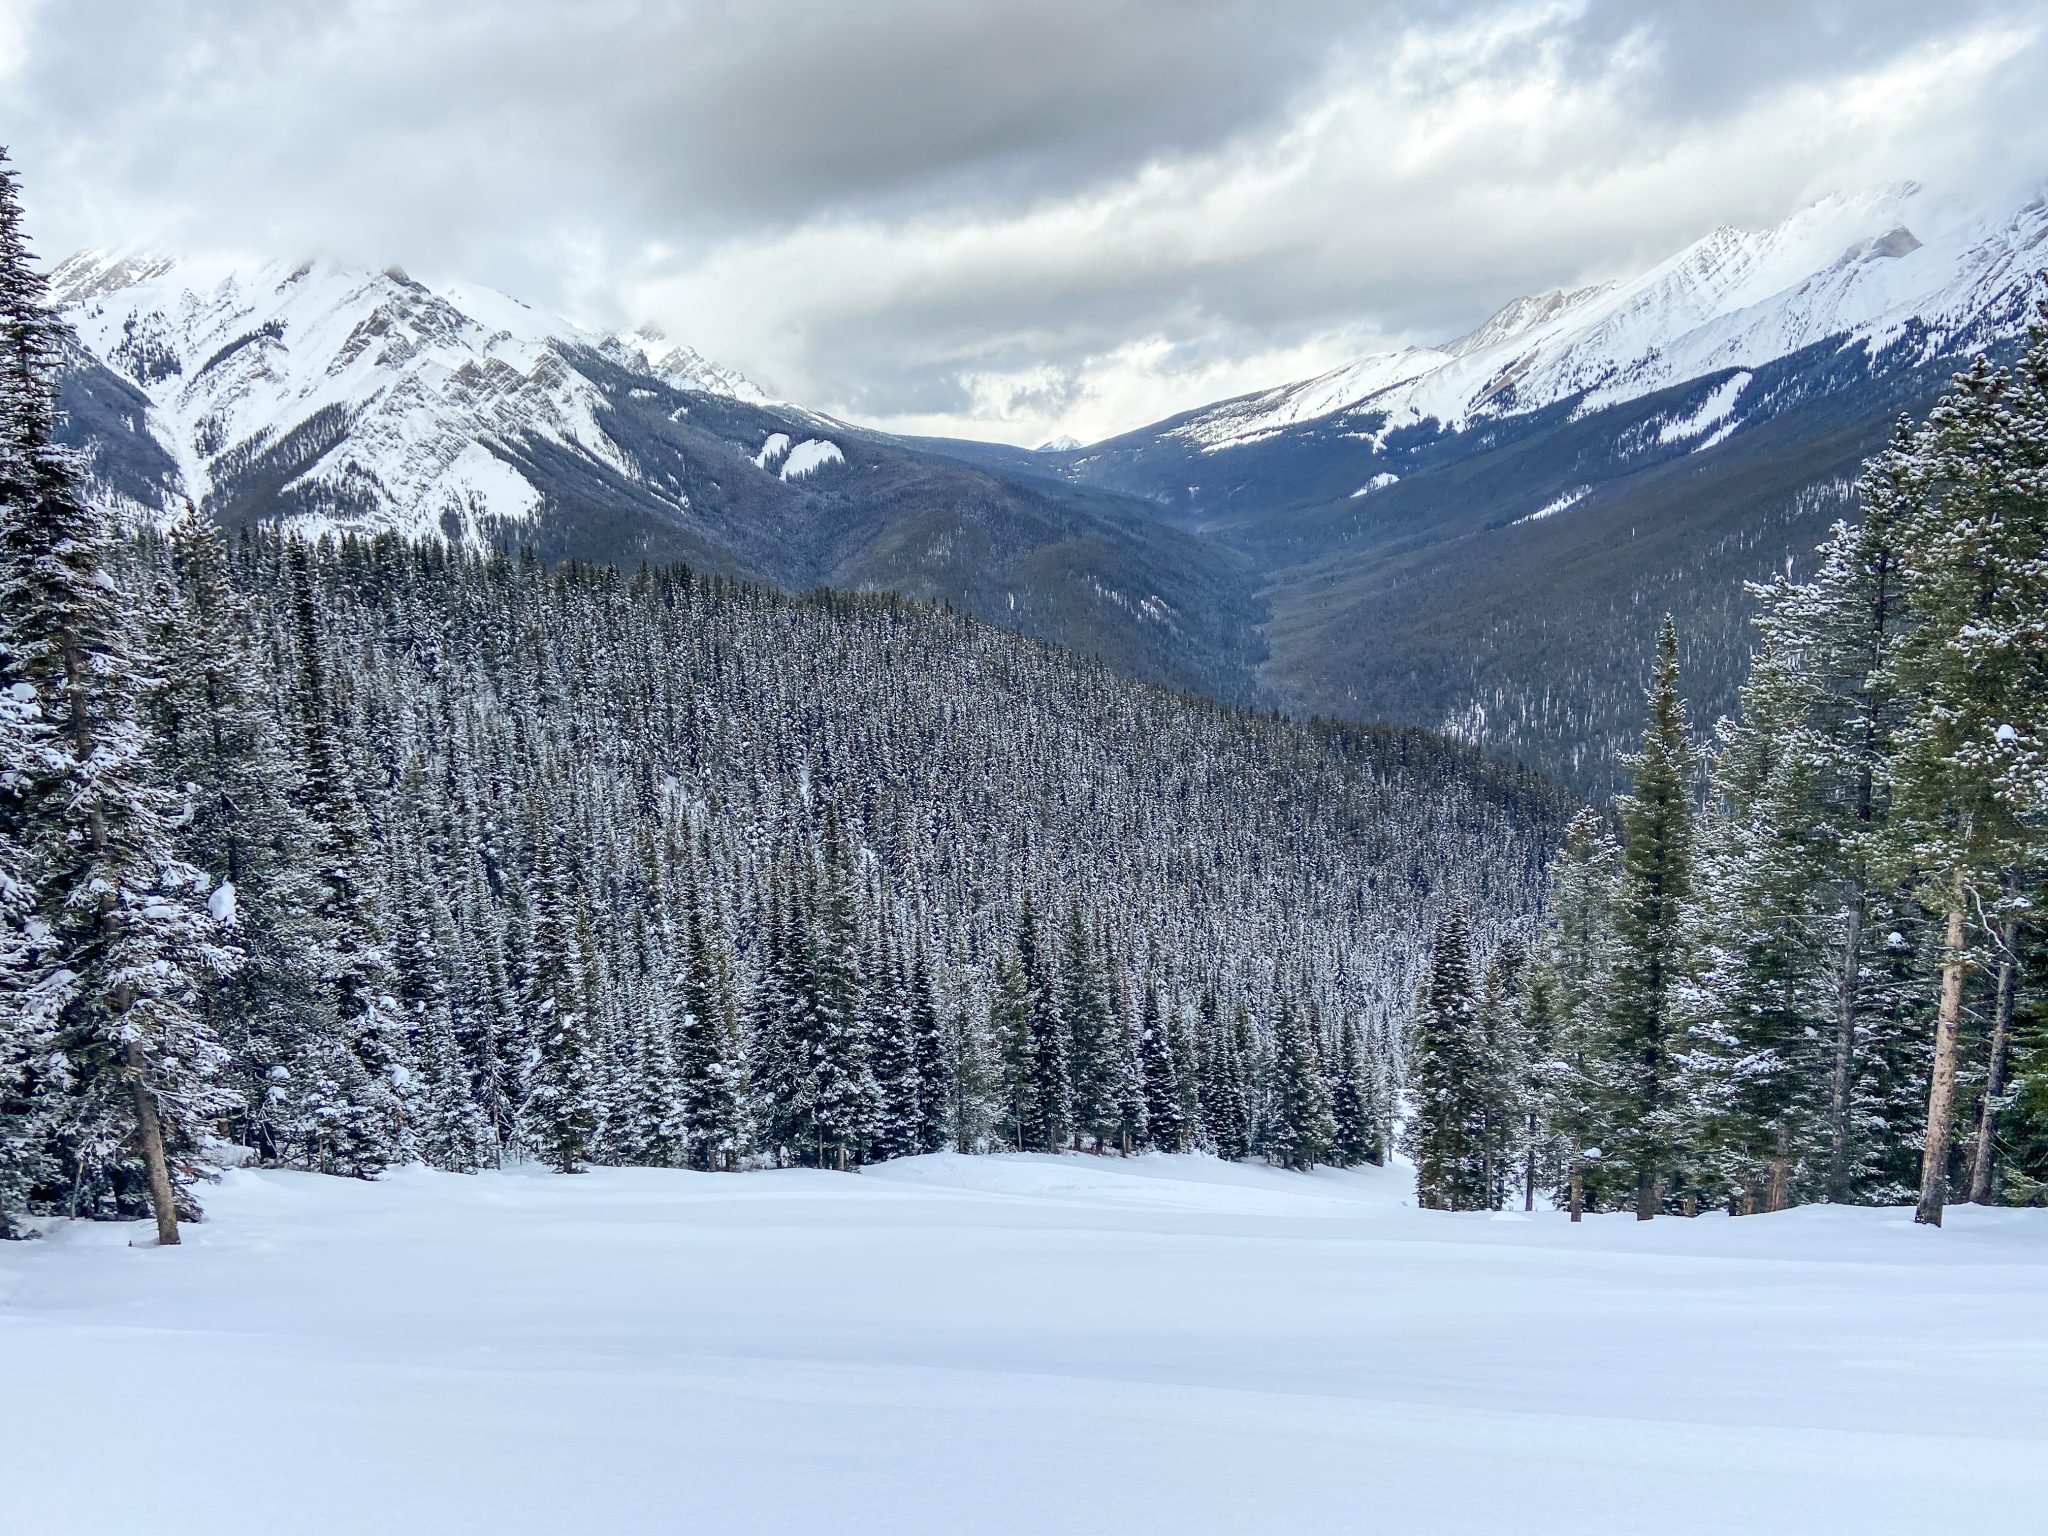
[2,1153,2043,1536]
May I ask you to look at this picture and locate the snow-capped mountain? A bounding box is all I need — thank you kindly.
[916,177,2048,789]
[1157,181,2045,456]
[52,249,1270,708]
[51,249,768,539]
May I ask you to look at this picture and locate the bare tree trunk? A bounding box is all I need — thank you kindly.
[1568,1163,1584,1223]
[1968,922,2019,1205]
[1635,1171,1655,1222]
[1523,1147,1535,1213]
[1825,889,1863,1203]
[126,1044,181,1247]
[1915,899,1969,1228]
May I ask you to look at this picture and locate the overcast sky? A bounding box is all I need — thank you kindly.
[4,0,2044,445]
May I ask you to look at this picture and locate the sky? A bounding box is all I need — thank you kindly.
[4,0,2044,446]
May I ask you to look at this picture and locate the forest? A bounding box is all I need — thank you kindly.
[1405,315,2048,1224]
[2,153,2043,1245]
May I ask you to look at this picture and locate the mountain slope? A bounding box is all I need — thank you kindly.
[51,253,1270,702]
[923,181,2048,786]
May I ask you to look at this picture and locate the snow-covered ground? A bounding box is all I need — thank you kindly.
[3,1153,2042,1535]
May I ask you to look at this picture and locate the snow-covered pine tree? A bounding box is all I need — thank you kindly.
[522,825,596,1172]
[864,925,922,1162]
[1060,902,1118,1151]
[1328,1012,1380,1167]
[1197,988,1253,1162]
[906,937,951,1155]
[1015,896,1070,1154]
[1136,970,1188,1152]
[675,848,749,1170]
[1669,637,1834,1213]
[280,538,400,1172]
[1404,907,1491,1209]
[0,152,235,1241]
[1529,811,1620,1217]
[1880,322,2048,1227]
[1266,986,1333,1172]
[1600,617,1698,1220]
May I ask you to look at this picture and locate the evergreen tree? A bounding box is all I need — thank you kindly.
[1880,329,2048,1226]
[0,155,234,1240]
[1404,907,1492,1210]
[1328,1013,1380,1167]
[1266,988,1333,1172]
[1136,973,1187,1152]
[1600,617,1698,1220]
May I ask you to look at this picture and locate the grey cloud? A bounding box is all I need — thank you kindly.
[3,0,2041,443]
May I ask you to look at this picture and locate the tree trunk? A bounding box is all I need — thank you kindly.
[1915,898,1969,1228]
[1968,922,2019,1205]
[126,1045,181,1247]
[1523,1147,1535,1213]
[1825,886,1864,1203]
[1635,1171,1655,1222]
[1568,1164,1583,1223]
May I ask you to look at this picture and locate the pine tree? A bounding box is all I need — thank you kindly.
[674,853,749,1170]
[1880,326,2048,1227]
[523,830,596,1172]
[1266,988,1333,1171]
[1060,903,1117,1150]
[1016,897,1070,1153]
[1600,617,1698,1220]
[0,154,234,1240]
[1526,811,1621,1217]
[905,939,951,1155]
[1328,1013,1380,1167]
[1136,973,1187,1152]
[1404,907,1492,1209]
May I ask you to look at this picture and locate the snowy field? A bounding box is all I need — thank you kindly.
[3,1154,2043,1536]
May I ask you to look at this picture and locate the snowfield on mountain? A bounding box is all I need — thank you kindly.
[3,1155,2041,1536]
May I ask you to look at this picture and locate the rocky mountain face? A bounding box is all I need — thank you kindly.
[51,179,2048,788]
[49,252,1269,703]
[920,181,2048,787]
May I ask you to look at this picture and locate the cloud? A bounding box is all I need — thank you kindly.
[4,0,2042,445]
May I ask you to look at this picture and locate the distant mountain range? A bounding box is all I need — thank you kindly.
[49,251,1268,703]
[51,179,2048,787]
[915,180,2048,785]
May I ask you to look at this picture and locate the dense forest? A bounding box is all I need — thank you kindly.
[1405,309,2048,1224]
[0,157,1571,1239]
[3,149,2043,1244]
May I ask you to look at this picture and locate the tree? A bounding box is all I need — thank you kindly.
[1404,907,1491,1209]
[1328,1013,1381,1167]
[1880,329,2048,1226]
[674,854,749,1170]
[1136,972,1187,1152]
[1528,810,1619,1219]
[1267,987,1333,1172]
[0,153,234,1240]
[1601,617,1698,1220]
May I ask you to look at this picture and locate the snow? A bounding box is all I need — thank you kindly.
[54,253,762,536]
[205,880,236,926]
[752,431,792,469]
[1350,472,1400,497]
[1659,371,1751,443]
[779,438,844,480]
[1515,485,1591,524]
[2,1153,2041,1535]
[1168,179,2048,451]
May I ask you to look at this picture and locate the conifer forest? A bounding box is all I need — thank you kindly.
[4,150,2048,1247]
[7,9,2048,1528]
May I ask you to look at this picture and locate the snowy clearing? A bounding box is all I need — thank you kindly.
[3,1154,2043,1536]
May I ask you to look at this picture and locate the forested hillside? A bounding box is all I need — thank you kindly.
[1401,312,2048,1223]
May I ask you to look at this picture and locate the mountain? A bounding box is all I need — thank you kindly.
[928,181,2048,787]
[49,251,1269,702]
